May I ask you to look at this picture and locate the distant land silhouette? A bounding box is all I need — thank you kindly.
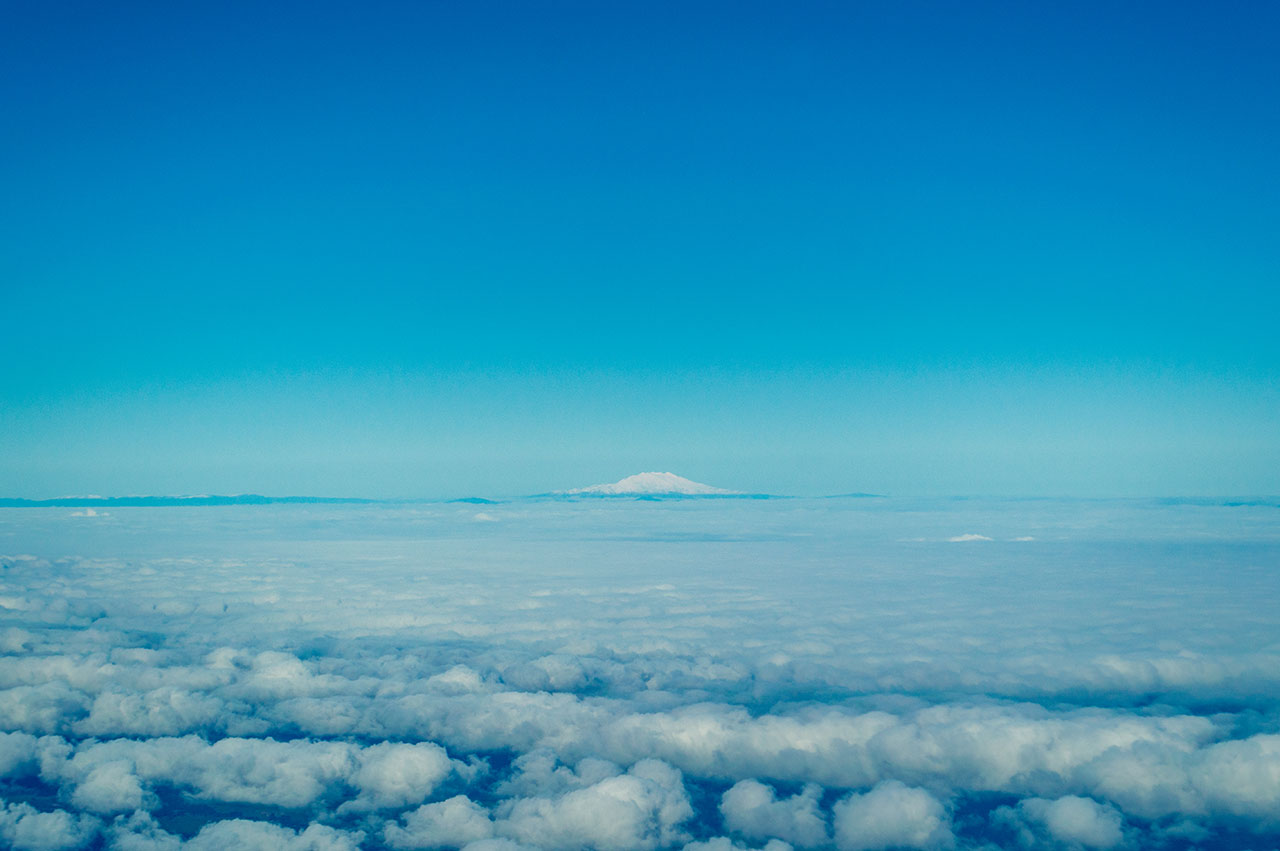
[0,495,385,507]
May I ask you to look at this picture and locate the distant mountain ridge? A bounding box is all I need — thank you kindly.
[4,492,1273,509]
[0,472,762,506]
[0,495,382,508]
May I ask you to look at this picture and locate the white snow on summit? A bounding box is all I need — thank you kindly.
[567,472,737,495]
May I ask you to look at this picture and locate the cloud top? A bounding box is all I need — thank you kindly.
[1,497,1277,849]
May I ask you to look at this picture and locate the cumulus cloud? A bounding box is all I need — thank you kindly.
[0,800,99,851]
[684,839,794,851]
[1,497,1278,848]
[496,758,693,851]
[993,796,1126,849]
[104,810,364,850]
[342,741,458,811]
[181,819,363,851]
[385,795,495,849]
[832,781,953,851]
[69,758,149,814]
[720,780,828,847]
[496,749,622,798]
[106,811,181,851]
[38,735,463,815]
[0,730,39,776]
[458,840,539,851]
[74,686,225,737]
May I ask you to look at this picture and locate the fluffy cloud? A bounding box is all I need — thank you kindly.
[180,820,362,851]
[496,759,693,851]
[69,758,149,814]
[993,796,1126,849]
[0,800,99,851]
[342,741,459,811]
[385,795,495,849]
[1,497,1278,848]
[832,781,953,851]
[105,813,363,850]
[496,749,623,798]
[0,730,39,776]
[457,840,539,851]
[684,840,794,851]
[38,735,462,815]
[720,781,828,847]
[74,687,225,738]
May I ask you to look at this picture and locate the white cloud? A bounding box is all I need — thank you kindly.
[41,735,462,815]
[0,731,39,777]
[96,811,365,850]
[74,687,224,738]
[69,759,149,814]
[496,749,621,798]
[2,497,1279,847]
[342,741,456,811]
[0,800,99,851]
[385,795,495,849]
[946,534,992,542]
[720,780,828,847]
[685,839,794,851]
[993,796,1126,849]
[496,759,693,851]
[181,819,362,851]
[832,781,954,851]
[0,627,34,653]
[458,840,539,851]
[106,811,182,851]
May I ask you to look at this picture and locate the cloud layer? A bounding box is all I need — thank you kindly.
[1,498,1277,849]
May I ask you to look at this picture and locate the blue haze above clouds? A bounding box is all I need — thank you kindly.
[3,1,1280,850]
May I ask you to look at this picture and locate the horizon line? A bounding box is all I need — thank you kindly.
[2,493,1279,508]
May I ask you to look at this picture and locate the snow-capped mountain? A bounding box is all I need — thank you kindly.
[566,472,737,495]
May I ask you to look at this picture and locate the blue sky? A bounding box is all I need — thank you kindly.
[2,1,1277,497]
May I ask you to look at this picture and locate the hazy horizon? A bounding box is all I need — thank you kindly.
[4,482,1280,504]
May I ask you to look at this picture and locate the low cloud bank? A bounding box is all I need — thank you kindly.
[1,498,1277,849]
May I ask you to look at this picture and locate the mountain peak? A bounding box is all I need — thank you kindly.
[567,472,736,496]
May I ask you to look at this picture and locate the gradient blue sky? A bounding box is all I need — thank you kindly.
[2,0,1277,498]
